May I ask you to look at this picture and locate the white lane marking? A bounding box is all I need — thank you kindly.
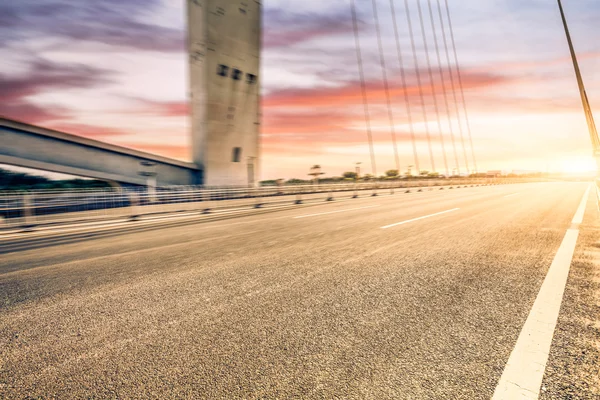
[380,208,460,229]
[293,205,380,219]
[503,192,521,198]
[595,182,600,212]
[571,185,590,224]
[493,184,590,399]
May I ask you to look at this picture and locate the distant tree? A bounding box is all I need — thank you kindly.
[342,171,358,180]
[386,169,399,177]
[259,180,279,186]
[308,165,325,183]
[286,178,307,185]
[362,174,374,181]
[419,170,429,176]
[0,168,109,190]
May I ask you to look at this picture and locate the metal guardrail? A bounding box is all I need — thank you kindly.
[0,178,518,230]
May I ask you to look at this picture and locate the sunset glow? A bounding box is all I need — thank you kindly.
[1,0,599,179]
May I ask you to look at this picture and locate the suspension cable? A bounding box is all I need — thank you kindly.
[416,0,449,177]
[436,0,469,174]
[350,0,377,177]
[389,0,420,175]
[427,0,460,176]
[372,0,400,173]
[444,0,478,173]
[405,0,436,174]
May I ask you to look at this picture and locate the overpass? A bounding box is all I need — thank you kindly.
[0,118,201,186]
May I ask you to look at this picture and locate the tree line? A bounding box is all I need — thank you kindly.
[0,168,110,190]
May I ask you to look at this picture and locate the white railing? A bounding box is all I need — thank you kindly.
[0,178,514,230]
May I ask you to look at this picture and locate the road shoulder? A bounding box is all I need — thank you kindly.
[540,188,600,399]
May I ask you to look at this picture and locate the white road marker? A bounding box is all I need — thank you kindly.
[380,208,460,229]
[293,205,380,219]
[503,192,521,198]
[571,185,590,224]
[493,184,590,400]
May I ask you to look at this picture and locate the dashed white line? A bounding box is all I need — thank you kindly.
[503,192,521,198]
[492,184,590,399]
[293,205,380,219]
[380,208,460,229]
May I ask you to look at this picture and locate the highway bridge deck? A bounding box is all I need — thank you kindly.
[1,182,598,398]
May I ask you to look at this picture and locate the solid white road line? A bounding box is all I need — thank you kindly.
[493,184,590,400]
[380,208,460,229]
[503,192,521,198]
[571,185,590,224]
[293,205,380,219]
[595,183,600,212]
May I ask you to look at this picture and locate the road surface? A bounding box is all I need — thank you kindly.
[1,182,598,398]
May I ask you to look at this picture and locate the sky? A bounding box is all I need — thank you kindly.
[1,0,600,179]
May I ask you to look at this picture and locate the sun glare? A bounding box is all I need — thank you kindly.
[558,156,597,174]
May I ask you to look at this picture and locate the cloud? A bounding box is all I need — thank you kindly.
[43,122,132,140]
[263,70,515,109]
[0,103,69,125]
[0,0,184,52]
[263,111,356,136]
[125,98,190,117]
[262,109,446,151]
[0,59,114,101]
[263,9,363,49]
[474,51,600,74]
[0,58,115,124]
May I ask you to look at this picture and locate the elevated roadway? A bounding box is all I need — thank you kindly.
[1,182,598,398]
[0,118,201,186]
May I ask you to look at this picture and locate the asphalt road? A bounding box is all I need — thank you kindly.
[0,182,594,398]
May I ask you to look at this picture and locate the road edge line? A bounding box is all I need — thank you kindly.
[492,184,590,399]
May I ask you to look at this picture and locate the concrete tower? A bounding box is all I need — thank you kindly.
[187,0,261,186]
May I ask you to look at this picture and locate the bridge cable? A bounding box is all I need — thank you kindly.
[436,0,469,174]
[371,0,401,173]
[416,0,449,177]
[444,0,478,173]
[389,0,420,175]
[404,0,436,174]
[350,0,377,177]
[427,0,460,176]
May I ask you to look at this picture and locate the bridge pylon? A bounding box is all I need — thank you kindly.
[187,1,261,186]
